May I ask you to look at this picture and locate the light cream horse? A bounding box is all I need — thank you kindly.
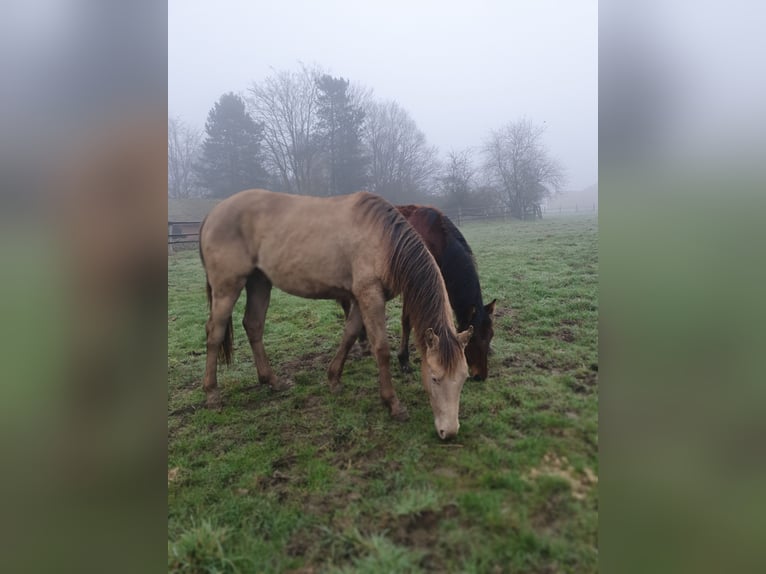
[198,189,473,439]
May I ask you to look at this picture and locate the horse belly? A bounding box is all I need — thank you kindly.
[269,273,350,300]
[255,247,353,300]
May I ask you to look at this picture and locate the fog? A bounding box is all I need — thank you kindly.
[169,0,598,191]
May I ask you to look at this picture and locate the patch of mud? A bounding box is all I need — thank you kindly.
[502,353,580,376]
[526,452,597,501]
[555,328,576,343]
[291,394,323,412]
[168,403,202,417]
[246,453,307,503]
[281,349,329,373]
[493,306,514,319]
[389,504,459,546]
[567,370,598,394]
[284,492,465,570]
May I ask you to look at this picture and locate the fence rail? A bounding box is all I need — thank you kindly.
[168,204,596,250]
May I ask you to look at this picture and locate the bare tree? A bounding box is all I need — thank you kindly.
[482,118,565,219]
[248,64,323,194]
[439,148,476,210]
[168,117,202,198]
[363,100,439,203]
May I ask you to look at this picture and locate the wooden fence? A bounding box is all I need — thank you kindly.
[168,204,596,251]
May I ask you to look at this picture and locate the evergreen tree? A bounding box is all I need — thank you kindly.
[315,75,367,195]
[196,93,270,197]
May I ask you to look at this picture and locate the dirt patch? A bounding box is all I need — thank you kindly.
[253,469,295,502]
[391,505,458,545]
[502,352,579,373]
[290,394,324,415]
[526,452,597,501]
[395,510,440,543]
[567,369,598,394]
[493,305,514,319]
[168,403,202,417]
[281,349,329,373]
[555,328,576,343]
[360,503,461,570]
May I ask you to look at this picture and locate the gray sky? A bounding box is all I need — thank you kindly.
[169,0,597,190]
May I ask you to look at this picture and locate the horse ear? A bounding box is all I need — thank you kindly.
[457,325,474,347]
[425,328,439,350]
[485,299,497,316]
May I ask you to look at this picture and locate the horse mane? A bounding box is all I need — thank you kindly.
[355,193,463,373]
[399,204,486,332]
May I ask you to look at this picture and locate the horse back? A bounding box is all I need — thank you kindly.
[200,189,386,299]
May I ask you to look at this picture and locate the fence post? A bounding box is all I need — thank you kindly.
[168,223,174,255]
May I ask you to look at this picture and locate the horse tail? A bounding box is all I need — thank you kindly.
[200,216,233,365]
[205,278,233,365]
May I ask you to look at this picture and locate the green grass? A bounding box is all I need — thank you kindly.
[168,214,598,572]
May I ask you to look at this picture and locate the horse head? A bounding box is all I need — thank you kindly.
[464,299,496,381]
[421,325,473,440]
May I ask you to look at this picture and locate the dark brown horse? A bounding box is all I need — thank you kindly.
[198,189,473,439]
[343,205,495,380]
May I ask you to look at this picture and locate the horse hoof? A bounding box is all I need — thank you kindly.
[205,390,222,409]
[328,381,343,394]
[391,406,409,422]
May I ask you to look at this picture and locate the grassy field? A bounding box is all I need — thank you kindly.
[168,214,598,573]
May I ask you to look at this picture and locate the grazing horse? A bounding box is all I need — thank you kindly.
[198,189,473,439]
[342,205,496,380]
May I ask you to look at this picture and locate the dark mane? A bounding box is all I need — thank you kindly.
[355,193,463,373]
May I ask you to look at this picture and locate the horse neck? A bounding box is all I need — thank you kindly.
[439,239,484,332]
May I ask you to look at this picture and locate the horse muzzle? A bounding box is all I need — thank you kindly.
[435,420,460,440]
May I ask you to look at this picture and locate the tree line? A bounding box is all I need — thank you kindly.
[169,64,565,220]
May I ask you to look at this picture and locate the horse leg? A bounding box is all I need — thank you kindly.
[203,283,243,408]
[243,270,290,391]
[327,299,364,392]
[341,297,369,354]
[339,298,352,320]
[356,287,409,421]
[397,304,413,374]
